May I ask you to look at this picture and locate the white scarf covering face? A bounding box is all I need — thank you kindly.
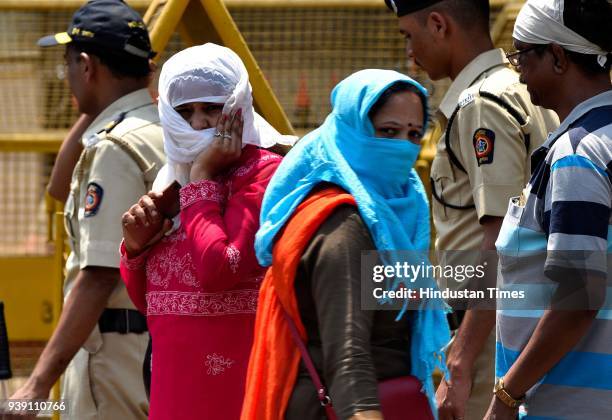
[152,43,296,192]
[513,0,611,68]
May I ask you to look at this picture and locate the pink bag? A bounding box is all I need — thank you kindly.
[282,308,434,420]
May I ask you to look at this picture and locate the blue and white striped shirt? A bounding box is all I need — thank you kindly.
[495,90,612,419]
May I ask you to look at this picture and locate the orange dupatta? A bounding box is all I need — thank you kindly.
[241,187,356,420]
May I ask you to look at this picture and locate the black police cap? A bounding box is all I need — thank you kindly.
[37,0,155,59]
[384,0,444,17]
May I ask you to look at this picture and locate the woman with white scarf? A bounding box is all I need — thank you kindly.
[118,43,288,420]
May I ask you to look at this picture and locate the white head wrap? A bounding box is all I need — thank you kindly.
[513,0,611,68]
[153,43,296,191]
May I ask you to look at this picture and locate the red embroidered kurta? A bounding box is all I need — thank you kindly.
[120,145,281,420]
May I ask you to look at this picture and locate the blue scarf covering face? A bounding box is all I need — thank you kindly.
[255,69,449,415]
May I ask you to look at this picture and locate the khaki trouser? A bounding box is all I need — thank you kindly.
[61,327,149,420]
[464,331,496,420]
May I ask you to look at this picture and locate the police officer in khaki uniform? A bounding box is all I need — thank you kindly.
[386,1,558,419]
[10,1,164,419]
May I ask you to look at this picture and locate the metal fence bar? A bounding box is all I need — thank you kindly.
[0,0,514,10]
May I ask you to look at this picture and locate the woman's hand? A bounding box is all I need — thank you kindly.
[436,371,471,420]
[190,109,243,182]
[122,192,173,257]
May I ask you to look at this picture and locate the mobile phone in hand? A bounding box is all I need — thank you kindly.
[153,180,181,219]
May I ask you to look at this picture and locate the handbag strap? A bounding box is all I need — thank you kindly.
[281,306,338,420]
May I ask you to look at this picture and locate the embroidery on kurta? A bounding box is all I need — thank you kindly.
[146,289,259,316]
[231,154,281,178]
[180,180,226,209]
[225,244,241,274]
[146,245,198,289]
[161,228,187,243]
[205,353,235,376]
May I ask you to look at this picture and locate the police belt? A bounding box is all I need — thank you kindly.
[98,309,147,334]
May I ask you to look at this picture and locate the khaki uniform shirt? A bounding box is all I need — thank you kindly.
[63,89,165,311]
[431,49,559,251]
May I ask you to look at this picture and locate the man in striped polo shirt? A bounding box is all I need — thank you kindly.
[488,0,612,419]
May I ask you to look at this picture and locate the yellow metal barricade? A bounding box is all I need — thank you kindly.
[50,209,65,420]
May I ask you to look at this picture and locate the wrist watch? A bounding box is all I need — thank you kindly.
[494,377,525,408]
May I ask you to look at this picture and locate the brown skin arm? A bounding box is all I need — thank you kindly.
[9,267,119,400]
[484,298,600,419]
[436,216,502,420]
[47,114,94,202]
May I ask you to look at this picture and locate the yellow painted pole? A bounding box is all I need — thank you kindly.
[50,210,65,420]
[224,0,385,8]
[199,0,295,134]
[0,0,512,10]
[145,0,191,61]
[491,2,523,44]
[0,0,151,10]
[221,0,512,7]
[0,134,64,153]
[143,0,160,23]
[45,193,55,243]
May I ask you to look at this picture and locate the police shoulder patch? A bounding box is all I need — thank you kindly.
[472,128,495,166]
[84,182,104,217]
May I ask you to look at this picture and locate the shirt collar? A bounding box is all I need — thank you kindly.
[543,90,612,148]
[438,48,508,119]
[83,88,153,141]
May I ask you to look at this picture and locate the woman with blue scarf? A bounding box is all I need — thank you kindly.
[241,69,450,420]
